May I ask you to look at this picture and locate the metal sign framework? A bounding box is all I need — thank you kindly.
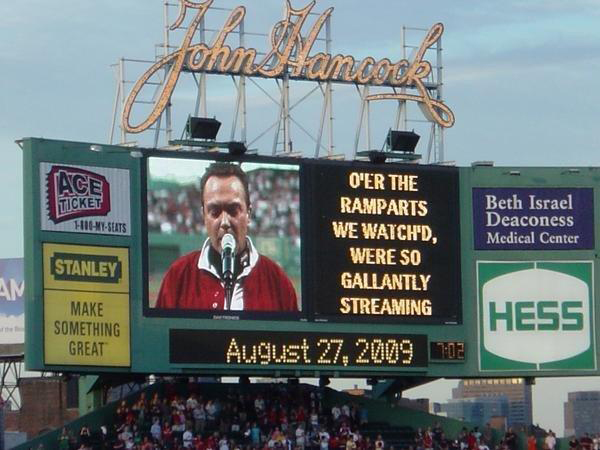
[109,1,449,162]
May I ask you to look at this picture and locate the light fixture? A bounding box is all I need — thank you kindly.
[186,116,221,140]
[386,130,420,153]
[89,144,142,158]
[227,141,247,155]
[169,117,254,155]
[363,150,389,164]
[356,130,421,164]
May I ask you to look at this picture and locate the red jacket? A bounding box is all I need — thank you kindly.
[156,251,298,311]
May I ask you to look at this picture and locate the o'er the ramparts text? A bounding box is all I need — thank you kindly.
[331,172,436,316]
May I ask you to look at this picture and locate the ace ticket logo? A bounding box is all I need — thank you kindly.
[46,165,111,223]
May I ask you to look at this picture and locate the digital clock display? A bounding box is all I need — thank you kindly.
[171,330,428,368]
[430,341,465,360]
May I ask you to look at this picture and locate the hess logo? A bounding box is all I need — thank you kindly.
[482,268,590,364]
[46,165,111,223]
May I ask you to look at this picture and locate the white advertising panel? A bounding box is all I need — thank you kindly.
[0,258,24,345]
[40,163,131,235]
[478,261,595,371]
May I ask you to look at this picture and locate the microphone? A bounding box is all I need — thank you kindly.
[221,233,237,283]
[221,233,236,310]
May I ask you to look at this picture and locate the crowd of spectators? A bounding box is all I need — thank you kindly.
[47,381,600,450]
[61,382,371,450]
[147,168,300,243]
[410,424,485,450]
[565,432,600,450]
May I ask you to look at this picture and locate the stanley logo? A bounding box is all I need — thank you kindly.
[50,253,122,283]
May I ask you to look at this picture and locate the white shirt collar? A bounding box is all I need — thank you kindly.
[197,237,259,310]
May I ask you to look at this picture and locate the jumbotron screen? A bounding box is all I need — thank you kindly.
[24,138,600,377]
[146,158,302,319]
[144,155,461,324]
[23,139,468,375]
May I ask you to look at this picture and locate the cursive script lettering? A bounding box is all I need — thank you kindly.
[122,0,455,133]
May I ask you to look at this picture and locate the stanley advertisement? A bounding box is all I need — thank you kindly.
[43,243,130,367]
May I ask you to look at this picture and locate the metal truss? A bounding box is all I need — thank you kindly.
[110,2,447,163]
[0,355,23,410]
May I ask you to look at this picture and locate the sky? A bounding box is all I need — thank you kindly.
[2,0,600,436]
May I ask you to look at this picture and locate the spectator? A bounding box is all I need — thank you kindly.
[319,429,331,450]
[219,434,230,450]
[296,423,307,449]
[568,436,579,450]
[467,431,477,450]
[58,427,70,450]
[483,424,493,447]
[415,428,424,450]
[581,434,594,450]
[358,406,368,426]
[331,405,341,424]
[141,436,153,450]
[527,434,537,450]
[375,434,385,450]
[423,429,433,450]
[250,421,261,447]
[150,417,162,441]
[79,424,91,449]
[184,426,195,448]
[504,428,517,450]
[439,433,450,450]
[433,422,444,446]
[545,431,556,450]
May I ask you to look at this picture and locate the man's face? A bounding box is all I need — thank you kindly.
[203,175,249,253]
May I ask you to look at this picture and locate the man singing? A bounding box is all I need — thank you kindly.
[156,162,298,311]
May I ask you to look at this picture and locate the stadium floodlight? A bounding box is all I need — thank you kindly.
[186,116,221,140]
[360,150,389,164]
[227,141,248,155]
[386,129,420,153]
[356,130,422,164]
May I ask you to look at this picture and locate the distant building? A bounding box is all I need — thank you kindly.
[441,396,509,425]
[444,378,532,429]
[563,391,600,437]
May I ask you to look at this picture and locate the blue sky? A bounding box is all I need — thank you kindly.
[2,0,600,435]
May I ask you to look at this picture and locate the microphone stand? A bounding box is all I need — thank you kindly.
[224,275,234,310]
[221,233,236,310]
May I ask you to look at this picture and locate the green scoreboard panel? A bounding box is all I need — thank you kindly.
[23,138,600,378]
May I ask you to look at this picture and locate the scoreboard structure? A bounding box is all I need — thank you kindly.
[23,138,600,378]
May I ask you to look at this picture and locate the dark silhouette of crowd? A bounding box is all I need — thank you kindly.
[147,168,300,243]
[61,382,373,450]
